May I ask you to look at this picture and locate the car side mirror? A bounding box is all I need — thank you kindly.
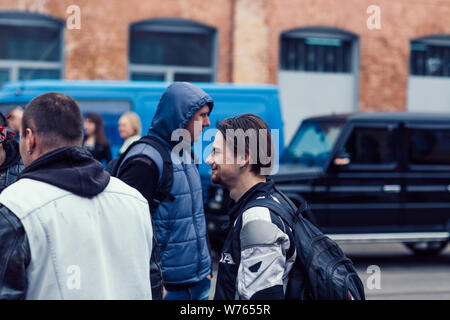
[334,153,351,166]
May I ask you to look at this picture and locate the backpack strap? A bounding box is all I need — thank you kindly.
[117,140,163,179]
[241,188,311,238]
[241,194,296,231]
[115,135,175,211]
[271,185,319,226]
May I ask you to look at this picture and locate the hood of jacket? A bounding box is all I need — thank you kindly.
[148,82,213,148]
[19,146,110,198]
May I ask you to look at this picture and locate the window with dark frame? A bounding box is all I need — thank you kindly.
[129,19,216,82]
[0,12,63,86]
[410,36,450,77]
[280,30,354,73]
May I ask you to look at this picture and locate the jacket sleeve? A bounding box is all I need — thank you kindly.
[0,204,31,300]
[118,156,159,207]
[237,206,292,300]
[116,157,164,300]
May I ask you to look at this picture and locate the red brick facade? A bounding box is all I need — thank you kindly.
[1,0,449,111]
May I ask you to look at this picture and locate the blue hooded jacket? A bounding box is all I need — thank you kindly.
[148,82,213,285]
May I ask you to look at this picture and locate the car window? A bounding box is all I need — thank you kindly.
[282,121,344,167]
[342,126,396,165]
[408,128,450,165]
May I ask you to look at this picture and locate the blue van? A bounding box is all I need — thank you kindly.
[0,80,285,184]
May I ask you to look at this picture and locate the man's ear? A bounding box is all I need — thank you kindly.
[239,152,250,169]
[25,128,36,153]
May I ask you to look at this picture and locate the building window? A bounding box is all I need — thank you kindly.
[129,18,216,82]
[0,11,64,86]
[280,27,356,73]
[410,35,450,77]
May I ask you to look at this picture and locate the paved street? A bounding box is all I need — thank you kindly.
[341,242,450,300]
[210,242,450,300]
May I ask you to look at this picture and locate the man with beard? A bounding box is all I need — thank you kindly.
[206,114,297,300]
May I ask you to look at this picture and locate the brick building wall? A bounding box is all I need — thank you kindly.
[240,0,450,111]
[0,0,233,81]
[1,0,449,111]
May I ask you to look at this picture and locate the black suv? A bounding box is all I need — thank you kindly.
[205,112,450,255]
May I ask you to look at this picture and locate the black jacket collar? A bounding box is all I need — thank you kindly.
[19,146,110,198]
[227,179,275,226]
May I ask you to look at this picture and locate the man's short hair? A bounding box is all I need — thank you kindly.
[22,92,83,148]
[217,113,274,176]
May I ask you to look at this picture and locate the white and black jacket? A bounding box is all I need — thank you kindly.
[0,147,153,299]
[214,180,296,300]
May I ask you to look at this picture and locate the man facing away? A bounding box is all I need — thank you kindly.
[117,82,212,300]
[0,92,153,299]
[206,114,297,300]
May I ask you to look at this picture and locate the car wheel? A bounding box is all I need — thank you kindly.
[404,241,448,256]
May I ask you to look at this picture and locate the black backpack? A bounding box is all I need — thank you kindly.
[246,186,365,300]
[106,135,175,211]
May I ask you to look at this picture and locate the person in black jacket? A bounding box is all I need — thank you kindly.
[83,113,112,165]
[0,92,154,299]
[0,111,23,192]
[206,114,296,300]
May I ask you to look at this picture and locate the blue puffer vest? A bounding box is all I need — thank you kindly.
[148,82,213,285]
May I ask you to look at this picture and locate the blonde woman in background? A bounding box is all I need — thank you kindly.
[118,111,142,154]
